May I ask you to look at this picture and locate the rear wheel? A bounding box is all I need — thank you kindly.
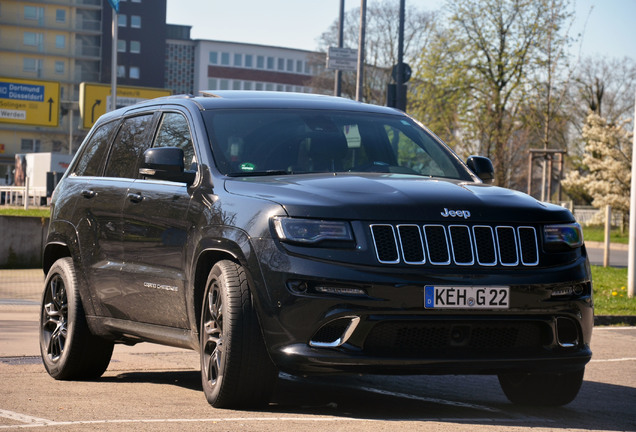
[200,260,278,408]
[39,257,114,380]
[498,369,585,406]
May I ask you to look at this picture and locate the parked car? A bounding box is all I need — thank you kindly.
[39,91,592,408]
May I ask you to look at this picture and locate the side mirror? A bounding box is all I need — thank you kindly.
[466,155,495,184]
[139,147,196,185]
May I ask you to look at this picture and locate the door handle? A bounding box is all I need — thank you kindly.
[80,189,96,199]
[127,192,144,203]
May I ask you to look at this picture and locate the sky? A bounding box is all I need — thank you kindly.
[166,0,636,61]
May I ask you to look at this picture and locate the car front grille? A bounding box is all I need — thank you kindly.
[370,224,539,267]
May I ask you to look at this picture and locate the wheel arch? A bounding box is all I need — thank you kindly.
[191,248,242,336]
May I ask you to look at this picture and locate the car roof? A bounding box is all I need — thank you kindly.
[134,91,401,114]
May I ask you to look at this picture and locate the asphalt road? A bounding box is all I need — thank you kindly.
[586,242,629,267]
[1,303,635,432]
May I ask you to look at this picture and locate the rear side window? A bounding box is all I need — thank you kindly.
[104,114,154,178]
[73,120,117,177]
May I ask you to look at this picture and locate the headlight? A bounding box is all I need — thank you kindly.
[273,217,354,245]
[544,223,583,250]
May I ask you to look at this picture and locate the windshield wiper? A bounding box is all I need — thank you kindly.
[227,170,291,177]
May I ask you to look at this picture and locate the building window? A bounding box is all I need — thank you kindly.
[55,35,66,49]
[118,14,127,27]
[234,53,242,67]
[208,78,218,89]
[23,32,38,46]
[277,58,284,71]
[24,6,43,21]
[131,15,141,28]
[267,56,274,70]
[244,81,253,90]
[21,139,41,152]
[23,58,38,72]
[117,39,126,52]
[245,55,253,68]
[117,65,126,78]
[296,60,303,73]
[129,66,140,79]
[130,40,140,53]
[265,83,274,91]
[286,59,294,72]
[209,51,218,64]
[232,81,241,90]
[219,79,229,90]
[221,52,230,66]
[255,82,263,91]
[55,61,65,74]
[256,55,264,69]
[56,9,66,22]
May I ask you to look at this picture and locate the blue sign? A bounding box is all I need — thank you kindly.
[0,82,45,102]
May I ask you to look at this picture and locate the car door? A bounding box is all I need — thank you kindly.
[76,112,156,320]
[120,110,197,328]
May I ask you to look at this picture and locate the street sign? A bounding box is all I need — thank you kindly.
[327,47,358,72]
[79,82,171,129]
[0,77,60,127]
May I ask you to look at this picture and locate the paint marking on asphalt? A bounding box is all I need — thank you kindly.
[0,408,53,426]
[590,357,636,363]
[0,412,556,429]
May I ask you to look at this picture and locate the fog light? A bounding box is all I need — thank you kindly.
[551,286,574,297]
[314,286,367,296]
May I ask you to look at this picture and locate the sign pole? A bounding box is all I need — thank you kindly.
[355,0,366,102]
[628,92,636,298]
[110,10,118,112]
[334,0,345,97]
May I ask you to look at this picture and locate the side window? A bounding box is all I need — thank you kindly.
[153,112,196,169]
[73,120,117,177]
[104,114,154,178]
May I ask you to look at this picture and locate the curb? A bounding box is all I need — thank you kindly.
[594,315,636,326]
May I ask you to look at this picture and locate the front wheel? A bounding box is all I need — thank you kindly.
[39,257,114,380]
[498,369,585,406]
[200,260,278,408]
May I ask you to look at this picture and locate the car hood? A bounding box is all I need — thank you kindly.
[224,173,573,223]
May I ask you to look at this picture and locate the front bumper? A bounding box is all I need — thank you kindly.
[249,239,593,376]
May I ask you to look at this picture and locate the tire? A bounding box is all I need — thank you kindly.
[498,368,585,406]
[39,257,114,380]
[200,260,278,408]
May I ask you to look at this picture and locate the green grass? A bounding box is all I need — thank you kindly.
[591,266,634,315]
[0,207,50,217]
[583,225,628,244]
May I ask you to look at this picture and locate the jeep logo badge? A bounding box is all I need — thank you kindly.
[441,208,471,219]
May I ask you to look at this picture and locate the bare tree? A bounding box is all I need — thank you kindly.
[311,1,436,104]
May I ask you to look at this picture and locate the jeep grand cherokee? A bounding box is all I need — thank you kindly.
[40,91,592,408]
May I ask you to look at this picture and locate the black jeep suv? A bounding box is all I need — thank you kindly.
[40,91,592,408]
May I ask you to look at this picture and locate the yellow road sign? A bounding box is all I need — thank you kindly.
[0,77,60,127]
[80,82,171,129]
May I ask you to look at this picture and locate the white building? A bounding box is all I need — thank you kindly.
[193,40,326,94]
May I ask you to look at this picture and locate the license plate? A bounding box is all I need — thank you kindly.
[425,286,510,309]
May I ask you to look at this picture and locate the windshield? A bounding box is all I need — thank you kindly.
[203,109,473,180]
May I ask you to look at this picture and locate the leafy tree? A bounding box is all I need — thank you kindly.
[561,113,632,228]
[411,0,574,187]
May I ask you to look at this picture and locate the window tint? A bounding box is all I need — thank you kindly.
[204,109,470,180]
[153,112,195,169]
[104,114,153,178]
[73,121,117,176]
